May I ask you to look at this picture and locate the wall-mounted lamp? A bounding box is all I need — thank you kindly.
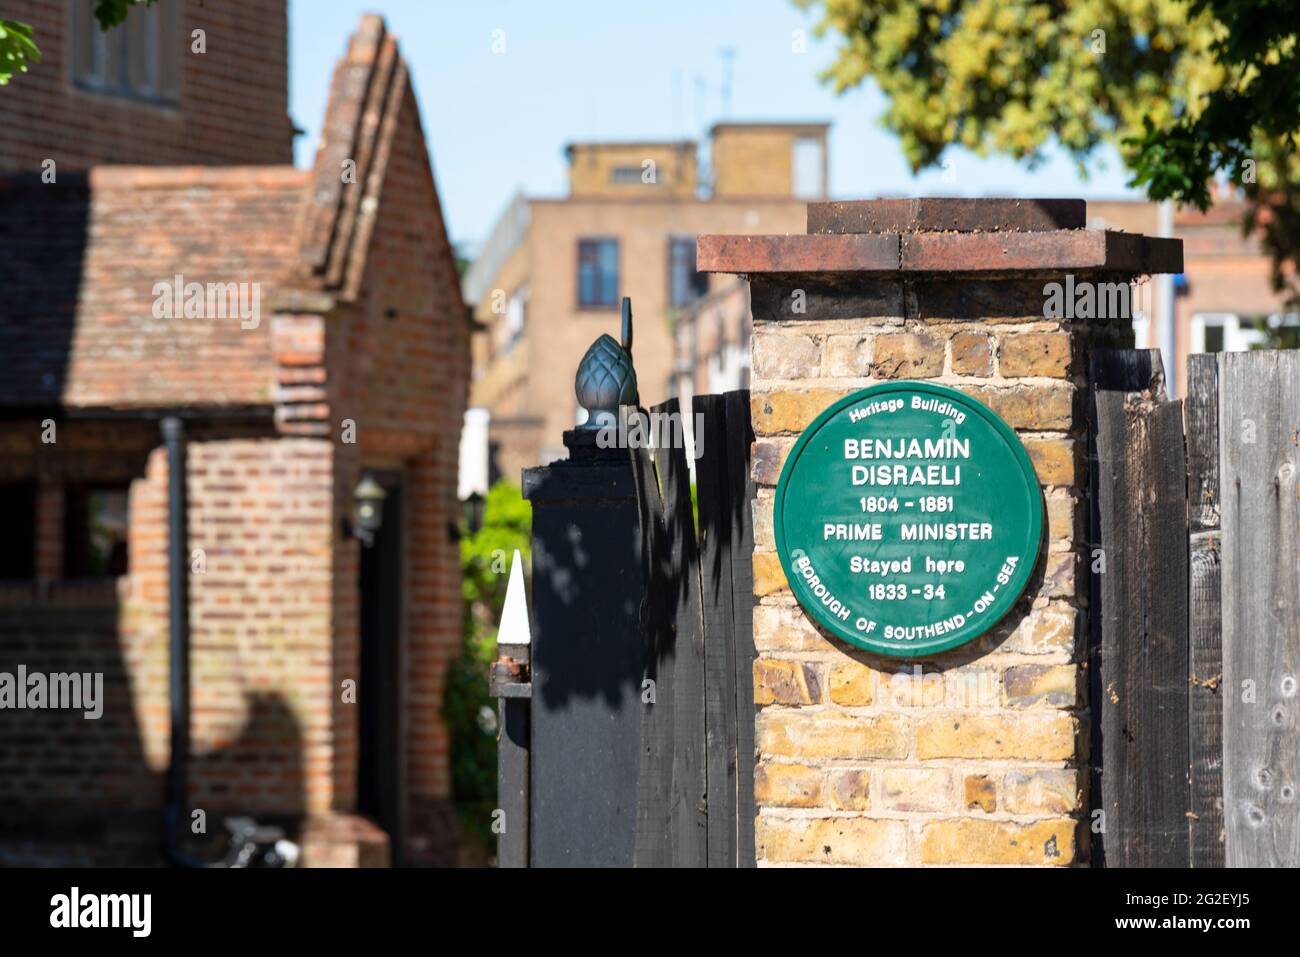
[346,473,388,547]
[462,490,486,537]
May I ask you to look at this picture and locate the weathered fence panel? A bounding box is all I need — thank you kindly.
[695,394,740,867]
[632,397,708,867]
[1221,350,1300,868]
[631,391,756,866]
[1090,349,1190,867]
[1186,354,1225,867]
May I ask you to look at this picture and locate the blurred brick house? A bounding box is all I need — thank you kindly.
[0,4,469,866]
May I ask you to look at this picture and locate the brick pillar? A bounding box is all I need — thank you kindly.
[699,199,1182,867]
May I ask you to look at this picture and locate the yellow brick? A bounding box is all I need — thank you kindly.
[871,333,945,379]
[991,603,1079,656]
[823,334,872,378]
[875,666,946,708]
[827,660,880,706]
[1046,492,1076,544]
[752,438,794,485]
[1002,664,1079,708]
[754,762,824,808]
[751,389,847,434]
[753,604,834,652]
[967,384,1074,431]
[964,774,997,813]
[998,332,1072,378]
[1038,551,1076,599]
[1003,769,1081,815]
[827,769,872,811]
[759,816,907,865]
[1025,437,1076,486]
[752,490,775,549]
[916,711,1077,760]
[920,818,1075,865]
[942,668,1002,710]
[753,333,820,380]
[754,658,820,705]
[880,768,954,812]
[951,332,992,376]
[753,552,789,597]
[759,710,909,760]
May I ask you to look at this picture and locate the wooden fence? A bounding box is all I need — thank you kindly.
[630,391,757,867]
[1091,348,1300,868]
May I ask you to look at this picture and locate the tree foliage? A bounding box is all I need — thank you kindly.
[93,0,158,30]
[0,20,40,86]
[798,0,1300,303]
[445,481,532,859]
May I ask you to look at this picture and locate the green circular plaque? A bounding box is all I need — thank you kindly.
[773,382,1043,657]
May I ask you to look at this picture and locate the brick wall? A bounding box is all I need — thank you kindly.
[700,199,1181,866]
[0,421,157,820]
[0,0,292,171]
[325,65,470,864]
[129,436,339,814]
[749,280,1120,865]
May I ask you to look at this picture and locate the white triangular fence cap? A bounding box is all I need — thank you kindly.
[498,549,531,647]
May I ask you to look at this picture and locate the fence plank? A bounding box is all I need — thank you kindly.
[496,691,530,868]
[654,401,709,867]
[695,394,740,867]
[723,390,757,867]
[1186,354,1225,867]
[630,413,670,868]
[1090,350,1190,867]
[1221,350,1300,868]
[630,399,710,868]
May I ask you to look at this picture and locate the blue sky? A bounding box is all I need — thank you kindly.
[290,1,1138,250]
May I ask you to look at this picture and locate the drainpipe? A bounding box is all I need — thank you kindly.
[1157,199,1177,397]
[160,416,204,867]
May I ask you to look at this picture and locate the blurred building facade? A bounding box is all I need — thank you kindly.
[464,122,830,481]
[1088,196,1298,392]
[666,195,1298,411]
[0,6,469,867]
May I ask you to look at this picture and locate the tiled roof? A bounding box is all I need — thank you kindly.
[0,167,305,410]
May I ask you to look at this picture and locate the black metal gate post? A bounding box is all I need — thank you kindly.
[521,427,645,867]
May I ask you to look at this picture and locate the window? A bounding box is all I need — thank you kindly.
[64,485,129,578]
[610,165,645,185]
[0,481,36,579]
[506,285,528,341]
[792,136,825,199]
[668,238,709,308]
[1190,312,1268,354]
[577,239,619,308]
[72,0,180,103]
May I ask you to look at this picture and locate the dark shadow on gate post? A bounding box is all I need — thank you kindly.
[520,427,645,867]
